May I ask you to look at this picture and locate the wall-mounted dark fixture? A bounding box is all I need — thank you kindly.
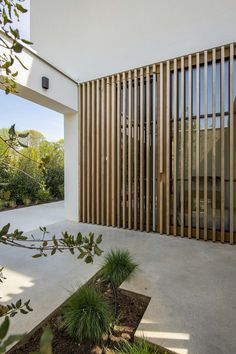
[42,76,49,89]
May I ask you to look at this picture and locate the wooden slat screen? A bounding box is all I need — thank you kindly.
[79,43,236,244]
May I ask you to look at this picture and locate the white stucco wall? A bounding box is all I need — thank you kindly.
[0,32,78,114]
[64,113,79,221]
[30,0,236,82]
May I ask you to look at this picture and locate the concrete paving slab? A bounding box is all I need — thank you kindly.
[0,201,64,232]
[0,213,235,354]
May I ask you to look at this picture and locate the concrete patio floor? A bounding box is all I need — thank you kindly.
[0,201,64,232]
[0,202,236,354]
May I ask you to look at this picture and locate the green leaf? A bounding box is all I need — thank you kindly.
[89,232,94,244]
[85,255,93,264]
[9,311,17,317]
[51,248,56,256]
[9,27,19,39]
[32,254,42,258]
[0,223,10,237]
[16,299,22,308]
[83,236,89,243]
[22,39,33,45]
[2,334,24,351]
[77,251,86,259]
[52,236,58,247]
[8,124,16,136]
[12,71,18,77]
[18,132,29,138]
[20,309,28,315]
[18,141,28,148]
[0,316,9,340]
[39,327,53,354]
[15,3,28,13]
[12,42,23,53]
[94,245,103,256]
[96,234,102,244]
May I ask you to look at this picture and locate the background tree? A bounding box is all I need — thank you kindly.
[0,0,32,94]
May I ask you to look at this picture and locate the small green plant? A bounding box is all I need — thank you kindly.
[62,286,113,343]
[9,200,16,208]
[36,188,52,202]
[101,249,138,287]
[31,327,53,354]
[0,201,5,211]
[0,191,11,202]
[22,195,31,206]
[116,339,158,354]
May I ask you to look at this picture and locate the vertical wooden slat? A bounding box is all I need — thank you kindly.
[140,68,144,231]
[82,83,87,222]
[101,78,106,225]
[96,79,101,224]
[91,81,96,224]
[204,51,208,240]
[134,69,138,230]
[196,53,200,239]
[146,66,151,232]
[87,82,91,223]
[229,43,234,244]
[117,74,121,228]
[220,47,225,242]
[111,75,117,227]
[173,59,178,236]
[128,71,132,229]
[180,57,185,237]
[122,72,127,228]
[106,77,111,226]
[188,55,192,238]
[159,63,164,234]
[79,85,83,222]
[166,61,170,235]
[152,65,157,232]
[212,48,216,241]
[79,43,235,244]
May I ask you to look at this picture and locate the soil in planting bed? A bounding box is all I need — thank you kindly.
[8,274,158,354]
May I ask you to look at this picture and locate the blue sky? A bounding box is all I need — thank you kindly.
[0,91,64,142]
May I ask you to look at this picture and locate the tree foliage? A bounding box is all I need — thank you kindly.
[0,126,64,208]
[0,0,32,94]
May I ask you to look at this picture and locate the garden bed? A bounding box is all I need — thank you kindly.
[8,273,171,354]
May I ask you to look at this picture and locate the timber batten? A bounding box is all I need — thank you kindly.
[79,43,236,244]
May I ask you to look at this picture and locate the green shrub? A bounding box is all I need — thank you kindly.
[62,286,113,342]
[101,249,138,287]
[0,190,11,201]
[116,339,158,354]
[36,188,52,202]
[0,200,5,211]
[44,165,64,199]
[22,195,31,206]
[58,184,64,199]
[9,200,16,208]
[7,171,41,205]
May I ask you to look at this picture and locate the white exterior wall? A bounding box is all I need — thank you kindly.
[1,32,80,221]
[64,113,79,221]
[0,33,78,114]
[30,0,236,82]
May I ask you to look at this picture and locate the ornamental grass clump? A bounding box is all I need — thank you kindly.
[116,339,159,354]
[101,249,138,287]
[62,286,113,343]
